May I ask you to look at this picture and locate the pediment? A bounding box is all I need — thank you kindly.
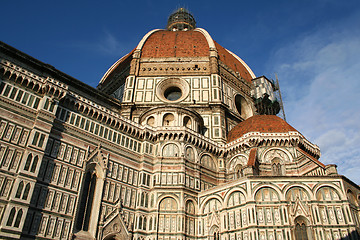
[208,209,221,228]
[86,145,108,173]
[290,198,309,219]
[102,211,131,240]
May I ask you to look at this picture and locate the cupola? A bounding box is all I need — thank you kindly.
[166,8,196,31]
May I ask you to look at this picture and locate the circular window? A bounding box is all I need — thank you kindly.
[156,78,189,103]
[164,86,182,101]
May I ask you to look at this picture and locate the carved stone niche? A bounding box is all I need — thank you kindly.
[263,149,291,163]
[102,213,132,240]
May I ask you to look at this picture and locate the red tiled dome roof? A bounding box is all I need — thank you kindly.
[227,115,297,143]
[140,30,254,83]
[99,28,256,86]
[141,30,209,58]
[214,41,253,83]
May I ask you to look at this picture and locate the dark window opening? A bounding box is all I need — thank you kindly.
[164,86,182,101]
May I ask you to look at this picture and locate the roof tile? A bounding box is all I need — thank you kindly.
[227,115,297,143]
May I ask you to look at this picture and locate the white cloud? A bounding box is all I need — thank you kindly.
[269,12,360,184]
[64,30,126,57]
[97,31,124,55]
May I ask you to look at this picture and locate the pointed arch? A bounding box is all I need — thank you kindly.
[30,155,38,172]
[22,183,31,200]
[74,147,107,239]
[14,209,23,228]
[185,199,196,236]
[76,171,97,231]
[24,154,32,171]
[6,207,16,226]
[15,181,24,198]
[294,216,310,240]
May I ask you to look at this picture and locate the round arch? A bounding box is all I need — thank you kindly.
[161,142,181,157]
[260,147,293,163]
[156,195,180,210]
[313,183,345,200]
[283,183,315,201]
[199,153,218,171]
[200,195,224,213]
[227,154,248,171]
[223,187,248,206]
[184,145,197,162]
[252,184,283,201]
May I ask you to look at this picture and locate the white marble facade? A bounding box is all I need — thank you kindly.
[0,8,359,240]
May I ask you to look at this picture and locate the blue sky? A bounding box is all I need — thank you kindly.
[2,0,360,184]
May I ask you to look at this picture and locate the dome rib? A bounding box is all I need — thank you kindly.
[135,29,162,52]
[98,48,135,86]
[214,41,254,83]
[99,28,256,87]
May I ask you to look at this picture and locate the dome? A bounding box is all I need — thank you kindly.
[227,115,297,143]
[141,30,209,58]
[99,9,256,88]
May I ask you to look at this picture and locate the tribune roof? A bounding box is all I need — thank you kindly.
[227,115,298,143]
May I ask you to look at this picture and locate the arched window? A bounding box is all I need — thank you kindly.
[183,116,192,128]
[14,209,23,228]
[30,156,38,173]
[76,171,97,231]
[163,113,175,126]
[158,197,178,233]
[185,147,195,161]
[271,158,283,176]
[316,187,340,201]
[6,207,16,226]
[294,217,309,240]
[143,216,147,230]
[209,225,220,240]
[138,216,143,230]
[203,198,221,214]
[15,181,24,198]
[162,143,179,157]
[149,217,153,231]
[347,190,358,207]
[185,200,196,235]
[22,183,31,200]
[147,116,155,127]
[159,197,178,211]
[255,187,280,202]
[200,155,216,171]
[24,154,32,171]
[286,187,310,202]
[234,164,244,179]
[227,191,246,207]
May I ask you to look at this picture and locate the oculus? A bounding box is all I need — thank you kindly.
[156,78,189,103]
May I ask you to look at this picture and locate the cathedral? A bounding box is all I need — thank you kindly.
[0,8,359,240]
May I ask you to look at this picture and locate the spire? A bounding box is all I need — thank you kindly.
[166,8,196,31]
